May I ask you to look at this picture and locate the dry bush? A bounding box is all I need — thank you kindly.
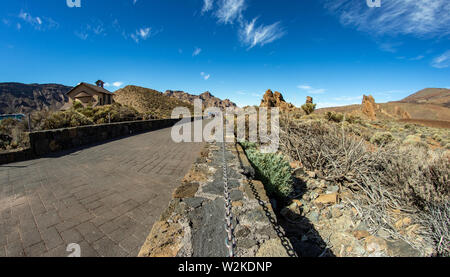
[0,118,30,151]
[279,116,449,255]
[418,202,449,257]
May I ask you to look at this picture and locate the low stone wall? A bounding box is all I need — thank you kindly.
[138,141,295,257]
[0,118,192,165]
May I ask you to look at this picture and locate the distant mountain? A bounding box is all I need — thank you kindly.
[114,85,194,119]
[0,82,71,114]
[316,88,450,124]
[164,90,236,109]
[397,88,450,108]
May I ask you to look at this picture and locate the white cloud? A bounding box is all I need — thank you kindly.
[202,0,285,49]
[131,27,151,43]
[202,0,214,14]
[193,47,202,56]
[431,50,450,69]
[200,72,211,80]
[105,82,124,88]
[17,10,58,31]
[298,84,326,95]
[239,18,285,49]
[324,0,450,37]
[215,0,246,24]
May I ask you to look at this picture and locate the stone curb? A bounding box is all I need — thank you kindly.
[138,141,293,257]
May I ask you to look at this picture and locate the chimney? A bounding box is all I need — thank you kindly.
[96,80,105,88]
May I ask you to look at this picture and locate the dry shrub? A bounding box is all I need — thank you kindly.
[279,117,449,255]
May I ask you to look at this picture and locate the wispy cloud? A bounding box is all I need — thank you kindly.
[378,42,402,53]
[201,0,285,48]
[239,18,285,49]
[431,50,450,69]
[17,10,58,31]
[75,19,106,40]
[215,0,246,24]
[324,0,450,37]
[298,84,326,95]
[200,72,211,80]
[193,47,202,56]
[315,95,363,109]
[202,0,214,14]
[131,27,151,43]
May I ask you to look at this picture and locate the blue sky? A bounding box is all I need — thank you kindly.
[1,0,449,108]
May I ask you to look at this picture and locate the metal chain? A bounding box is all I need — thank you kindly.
[222,134,236,257]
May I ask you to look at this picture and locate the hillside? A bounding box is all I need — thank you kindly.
[0,83,71,114]
[398,88,450,107]
[164,90,236,109]
[114,85,194,119]
[316,88,450,125]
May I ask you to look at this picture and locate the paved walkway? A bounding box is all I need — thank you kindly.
[0,124,204,257]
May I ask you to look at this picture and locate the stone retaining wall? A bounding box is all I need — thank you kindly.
[0,118,193,165]
[138,141,294,257]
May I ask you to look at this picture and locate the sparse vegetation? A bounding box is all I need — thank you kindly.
[301,103,316,115]
[114,85,194,119]
[370,131,394,145]
[279,115,449,256]
[241,141,294,200]
[0,118,29,151]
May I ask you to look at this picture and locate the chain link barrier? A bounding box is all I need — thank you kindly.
[222,134,236,257]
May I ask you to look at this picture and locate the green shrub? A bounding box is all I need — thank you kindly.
[370,132,394,145]
[42,110,93,130]
[301,103,316,115]
[325,112,344,123]
[72,100,83,110]
[241,143,293,200]
[239,141,257,150]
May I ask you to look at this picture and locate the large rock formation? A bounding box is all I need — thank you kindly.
[361,95,378,120]
[260,90,295,110]
[164,90,236,109]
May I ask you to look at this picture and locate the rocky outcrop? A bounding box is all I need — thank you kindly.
[260,90,295,111]
[394,106,412,119]
[306,96,313,104]
[361,95,378,120]
[164,90,236,109]
[0,83,71,114]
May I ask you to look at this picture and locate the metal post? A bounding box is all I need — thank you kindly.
[108,112,111,124]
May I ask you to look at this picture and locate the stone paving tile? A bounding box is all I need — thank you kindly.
[5,240,25,257]
[92,237,128,257]
[41,227,64,250]
[24,241,47,257]
[76,222,104,244]
[119,235,143,255]
[60,228,84,244]
[0,124,204,256]
[35,210,60,230]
